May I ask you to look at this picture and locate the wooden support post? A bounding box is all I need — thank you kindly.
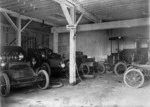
[148,36,150,59]
[53,32,58,53]
[69,28,76,84]
[60,3,76,84]
[16,16,21,46]
[69,7,76,85]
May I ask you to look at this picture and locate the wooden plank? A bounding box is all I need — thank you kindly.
[51,18,150,33]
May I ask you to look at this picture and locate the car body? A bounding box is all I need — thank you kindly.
[0,46,49,96]
[26,48,67,76]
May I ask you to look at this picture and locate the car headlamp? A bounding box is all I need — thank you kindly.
[19,53,24,60]
[60,63,65,68]
[31,58,36,65]
[41,52,45,58]
[1,62,6,67]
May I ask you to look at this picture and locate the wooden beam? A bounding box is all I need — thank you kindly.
[59,1,76,84]
[21,20,32,32]
[52,0,99,23]
[16,16,21,46]
[53,32,58,53]
[60,4,73,25]
[2,12,18,32]
[75,13,83,26]
[0,7,56,26]
[51,18,150,33]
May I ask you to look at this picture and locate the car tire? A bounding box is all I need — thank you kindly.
[114,62,127,76]
[123,69,144,88]
[105,64,113,74]
[81,64,90,75]
[37,70,49,89]
[41,62,51,77]
[0,73,10,97]
[96,62,106,74]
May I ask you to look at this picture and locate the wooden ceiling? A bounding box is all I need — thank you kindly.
[78,0,149,21]
[0,0,149,26]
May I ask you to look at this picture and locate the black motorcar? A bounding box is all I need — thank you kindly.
[27,48,67,77]
[65,51,97,78]
[0,46,49,96]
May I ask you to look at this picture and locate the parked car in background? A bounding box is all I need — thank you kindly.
[27,48,67,77]
[0,46,49,96]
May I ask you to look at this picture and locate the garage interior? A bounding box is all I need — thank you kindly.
[0,0,150,107]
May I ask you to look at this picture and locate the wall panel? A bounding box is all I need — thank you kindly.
[58,30,110,61]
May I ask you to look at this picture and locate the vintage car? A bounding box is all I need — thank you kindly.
[0,46,49,96]
[65,51,99,78]
[26,48,66,76]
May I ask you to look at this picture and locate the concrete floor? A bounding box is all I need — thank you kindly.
[1,73,150,107]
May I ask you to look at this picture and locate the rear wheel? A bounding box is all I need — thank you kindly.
[114,62,127,75]
[0,73,10,97]
[37,70,49,89]
[81,64,90,75]
[124,69,144,88]
[105,64,113,73]
[96,62,105,74]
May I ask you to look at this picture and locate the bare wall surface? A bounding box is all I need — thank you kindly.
[110,26,149,53]
[58,30,110,61]
[111,26,149,38]
[76,30,110,60]
[0,23,51,49]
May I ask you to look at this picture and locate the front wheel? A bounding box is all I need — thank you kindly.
[123,69,144,88]
[41,63,51,77]
[0,73,10,97]
[114,62,127,75]
[37,70,49,89]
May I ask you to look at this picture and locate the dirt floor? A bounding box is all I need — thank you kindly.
[1,73,150,107]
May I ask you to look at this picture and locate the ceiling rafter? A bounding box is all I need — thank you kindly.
[0,7,56,26]
[52,0,100,23]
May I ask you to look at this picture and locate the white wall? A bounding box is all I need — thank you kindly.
[58,30,110,61]
[76,31,110,61]
[110,26,149,52]
[0,23,51,49]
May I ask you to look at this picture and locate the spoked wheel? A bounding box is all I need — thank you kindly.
[37,70,49,89]
[0,73,10,97]
[41,63,51,76]
[114,62,127,76]
[123,69,144,88]
[126,66,134,71]
[81,65,90,75]
[96,62,105,74]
